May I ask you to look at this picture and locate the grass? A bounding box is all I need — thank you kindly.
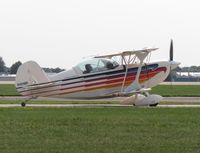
[150,85,200,97]
[0,84,20,96]
[0,107,200,153]
[1,84,200,97]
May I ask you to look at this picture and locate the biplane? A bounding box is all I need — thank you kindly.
[15,40,180,107]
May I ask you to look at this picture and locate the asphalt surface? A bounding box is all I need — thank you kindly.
[0,103,200,108]
[0,96,200,108]
[1,96,200,103]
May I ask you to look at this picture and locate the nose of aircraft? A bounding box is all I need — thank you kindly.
[169,61,180,70]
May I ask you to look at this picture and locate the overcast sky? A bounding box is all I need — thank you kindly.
[0,0,200,69]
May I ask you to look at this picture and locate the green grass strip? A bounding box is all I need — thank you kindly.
[0,84,20,96]
[150,85,200,97]
[0,107,200,153]
[1,84,200,97]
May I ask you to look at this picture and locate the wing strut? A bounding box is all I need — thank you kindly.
[124,51,150,93]
[121,55,131,92]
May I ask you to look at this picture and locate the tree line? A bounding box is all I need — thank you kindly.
[177,66,200,72]
[173,66,200,72]
[0,57,64,74]
[1,56,200,74]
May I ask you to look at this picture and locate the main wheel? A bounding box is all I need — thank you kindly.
[21,102,26,107]
[149,103,158,107]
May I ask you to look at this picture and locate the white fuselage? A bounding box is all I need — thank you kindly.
[58,61,171,99]
[18,61,176,99]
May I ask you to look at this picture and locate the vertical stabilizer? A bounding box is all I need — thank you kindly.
[15,61,50,89]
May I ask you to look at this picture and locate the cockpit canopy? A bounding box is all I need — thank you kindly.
[76,58,119,74]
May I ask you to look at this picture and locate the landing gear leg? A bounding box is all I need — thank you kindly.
[133,93,138,106]
[20,96,36,107]
[144,91,149,96]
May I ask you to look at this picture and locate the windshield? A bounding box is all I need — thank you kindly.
[76,58,119,74]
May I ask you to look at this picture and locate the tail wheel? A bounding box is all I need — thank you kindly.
[21,102,26,107]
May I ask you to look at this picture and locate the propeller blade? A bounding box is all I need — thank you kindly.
[170,39,173,61]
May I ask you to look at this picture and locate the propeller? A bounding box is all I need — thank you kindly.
[168,39,180,87]
[169,39,173,61]
[169,39,174,87]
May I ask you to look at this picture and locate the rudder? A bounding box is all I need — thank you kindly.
[15,61,50,90]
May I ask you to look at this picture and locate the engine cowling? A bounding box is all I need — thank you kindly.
[120,94,163,106]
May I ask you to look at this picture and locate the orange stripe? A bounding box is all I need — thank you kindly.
[58,81,132,96]
[57,70,160,96]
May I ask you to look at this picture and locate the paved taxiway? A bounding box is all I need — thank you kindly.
[1,96,200,103]
[1,96,200,108]
[0,103,200,108]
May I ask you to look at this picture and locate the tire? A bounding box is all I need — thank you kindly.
[21,102,26,107]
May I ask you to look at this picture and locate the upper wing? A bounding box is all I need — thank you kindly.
[94,47,158,59]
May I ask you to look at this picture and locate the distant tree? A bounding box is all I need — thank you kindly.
[174,66,182,72]
[4,67,10,74]
[10,61,22,74]
[179,66,200,72]
[43,67,65,73]
[0,57,5,73]
[52,67,65,73]
[190,66,198,72]
[181,67,190,72]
